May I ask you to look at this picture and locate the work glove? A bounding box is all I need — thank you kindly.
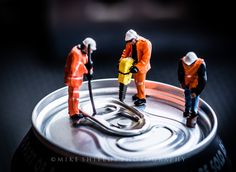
[130,66,139,73]
[85,63,92,71]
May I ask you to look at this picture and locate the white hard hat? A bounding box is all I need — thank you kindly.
[125,29,139,41]
[82,37,97,51]
[183,52,198,65]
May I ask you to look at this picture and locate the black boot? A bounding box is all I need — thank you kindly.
[134,98,146,106]
[70,114,84,121]
[186,112,198,128]
[132,94,139,101]
[183,111,190,118]
[70,114,84,127]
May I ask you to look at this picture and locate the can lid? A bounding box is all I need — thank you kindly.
[32,78,218,168]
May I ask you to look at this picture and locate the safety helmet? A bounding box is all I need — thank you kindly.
[183,52,198,65]
[82,37,97,51]
[125,29,139,41]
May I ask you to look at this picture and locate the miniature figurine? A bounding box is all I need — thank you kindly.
[178,52,207,128]
[64,37,97,121]
[119,29,152,106]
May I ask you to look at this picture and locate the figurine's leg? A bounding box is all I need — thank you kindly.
[191,95,200,115]
[131,77,139,101]
[133,73,147,106]
[186,94,200,128]
[184,88,191,117]
[68,86,80,117]
[134,73,146,99]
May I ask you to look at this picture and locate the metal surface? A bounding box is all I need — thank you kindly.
[32,78,218,167]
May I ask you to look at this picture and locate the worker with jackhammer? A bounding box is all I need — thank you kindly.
[118,29,152,106]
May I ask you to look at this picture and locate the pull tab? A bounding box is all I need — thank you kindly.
[80,98,150,136]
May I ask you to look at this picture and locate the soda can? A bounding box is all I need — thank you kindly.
[12,78,232,171]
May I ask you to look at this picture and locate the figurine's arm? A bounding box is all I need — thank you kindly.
[135,41,152,73]
[120,43,131,60]
[70,52,79,76]
[83,55,89,74]
[178,59,185,87]
[194,62,207,95]
[64,53,73,83]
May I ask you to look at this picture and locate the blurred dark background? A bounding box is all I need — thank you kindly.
[0,0,235,171]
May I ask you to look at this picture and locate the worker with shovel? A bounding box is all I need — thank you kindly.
[64,37,97,122]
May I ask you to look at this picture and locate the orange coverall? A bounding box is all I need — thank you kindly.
[120,36,152,99]
[64,46,88,117]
